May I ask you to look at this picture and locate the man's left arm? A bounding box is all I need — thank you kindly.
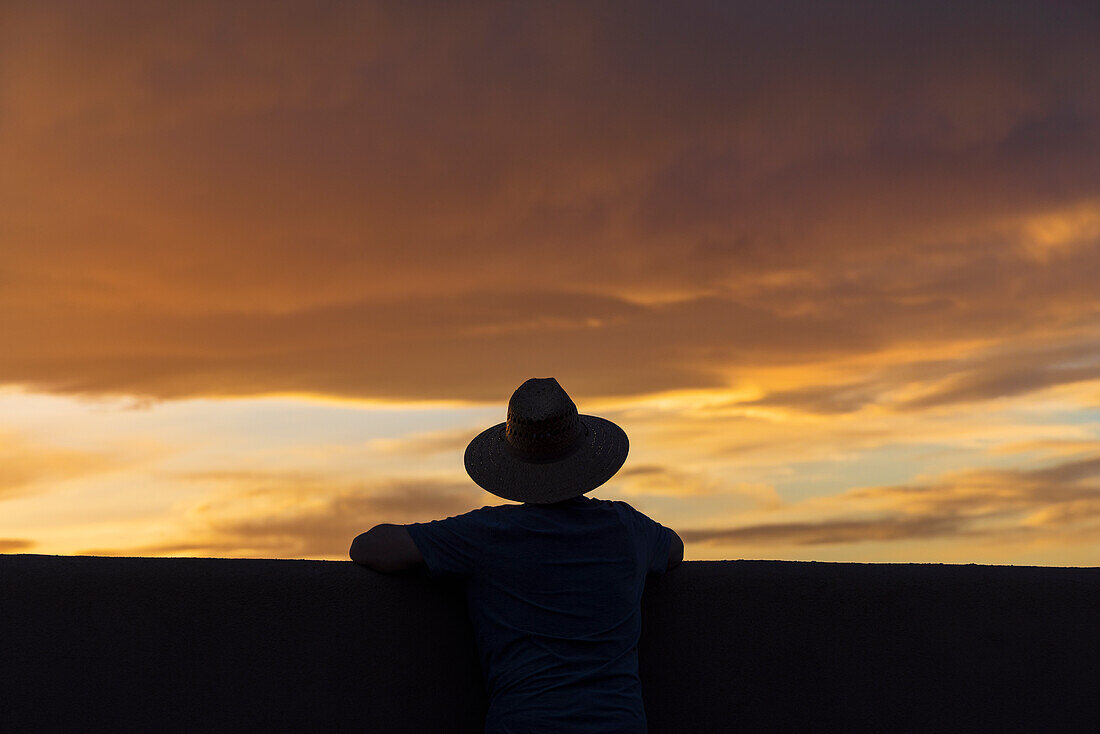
[349,524,426,574]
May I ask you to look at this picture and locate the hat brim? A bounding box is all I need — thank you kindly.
[464,414,629,504]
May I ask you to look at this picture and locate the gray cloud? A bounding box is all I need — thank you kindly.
[681,516,968,547]
[681,452,1100,548]
[1026,455,1100,485]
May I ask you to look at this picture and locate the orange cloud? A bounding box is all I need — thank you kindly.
[681,453,1100,548]
[81,472,487,559]
[0,538,34,553]
[365,427,477,457]
[0,431,125,501]
[1,1,1098,414]
[79,450,1100,560]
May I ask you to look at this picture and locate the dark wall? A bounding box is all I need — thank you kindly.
[2,555,1098,733]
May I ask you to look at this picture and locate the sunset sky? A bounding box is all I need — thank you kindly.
[3,1,1100,565]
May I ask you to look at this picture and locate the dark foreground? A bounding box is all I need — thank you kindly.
[2,555,1098,732]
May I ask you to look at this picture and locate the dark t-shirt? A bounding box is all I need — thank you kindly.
[406,494,673,734]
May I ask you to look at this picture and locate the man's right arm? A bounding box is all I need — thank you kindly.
[666,530,684,571]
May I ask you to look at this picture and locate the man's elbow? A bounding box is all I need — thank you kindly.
[349,524,424,574]
[349,525,389,569]
[349,530,374,567]
[667,530,685,571]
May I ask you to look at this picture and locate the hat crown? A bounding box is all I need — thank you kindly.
[505,378,585,461]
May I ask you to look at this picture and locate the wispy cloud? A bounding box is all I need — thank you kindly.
[0,431,126,501]
[682,516,966,547]
[365,427,476,457]
[81,472,486,559]
[681,452,1100,548]
[615,464,781,509]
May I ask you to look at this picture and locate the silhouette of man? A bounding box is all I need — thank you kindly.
[350,377,683,733]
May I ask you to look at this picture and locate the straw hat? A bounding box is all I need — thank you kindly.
[464,377,629,504]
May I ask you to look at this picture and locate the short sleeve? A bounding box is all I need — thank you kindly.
[618,502,674,576]
[406,507,493,578]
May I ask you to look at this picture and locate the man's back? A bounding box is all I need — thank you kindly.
[406,494,674,734]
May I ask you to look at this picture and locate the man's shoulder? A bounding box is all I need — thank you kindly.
[446,502,525,525]
[603,499,664,531]
[411,503,509,530]
[600,497,639,515]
